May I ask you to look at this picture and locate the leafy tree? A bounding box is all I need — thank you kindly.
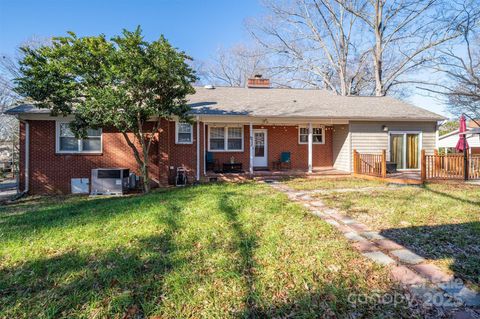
[15,27,197,192]
[439,119,459,136]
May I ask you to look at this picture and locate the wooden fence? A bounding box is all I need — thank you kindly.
[353,150,386,178]
[422,150,480,180]
[353,149,480,182]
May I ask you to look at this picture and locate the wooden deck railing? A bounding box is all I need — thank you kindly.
[353,150,386,178]
[470,155,480,179]
[353,149,480,182]
[422,150,480,180]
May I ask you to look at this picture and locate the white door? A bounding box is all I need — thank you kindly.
[253,129,268,167]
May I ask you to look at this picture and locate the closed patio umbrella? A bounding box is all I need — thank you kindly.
[455,115,469,152]
[456,115,469,180]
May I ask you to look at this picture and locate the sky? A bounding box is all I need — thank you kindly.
[0,0,448,117]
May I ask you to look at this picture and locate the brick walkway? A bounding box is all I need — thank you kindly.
[268,181,480,317]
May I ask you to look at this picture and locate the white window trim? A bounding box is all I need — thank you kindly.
[175,122,193,144]
[387,130,423,170]
[298,125,325,144]
[208,125,244,152]
[55,120,103,154]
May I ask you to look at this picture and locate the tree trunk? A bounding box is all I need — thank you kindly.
[121,131,151,194]
[140,136,151,193]
[373,0,384,96]
[141,160,150,193]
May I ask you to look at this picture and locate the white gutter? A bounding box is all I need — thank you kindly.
[203,123,207,176]
[308,122,313,173]
[249,122,253,175]
[19,119,29,194]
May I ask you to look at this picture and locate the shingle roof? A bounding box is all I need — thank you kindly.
[188,87,444,120]
[4,104,50,115]
[4,87,445,121]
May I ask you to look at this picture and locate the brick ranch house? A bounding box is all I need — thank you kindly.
[6,78,444,195]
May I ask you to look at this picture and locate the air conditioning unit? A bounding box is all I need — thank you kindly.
[91,168,130,195]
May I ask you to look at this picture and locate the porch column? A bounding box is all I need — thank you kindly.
[196,117,200,181]
[203,122,207,176]
[308,122,313,173]
[249,122,254,174]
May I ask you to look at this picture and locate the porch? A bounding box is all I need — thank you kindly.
[203,167,350,182]
[199,120,345,178]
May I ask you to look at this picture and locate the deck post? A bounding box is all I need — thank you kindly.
[249,122,254,175]
[308,123,313,173]
[421,149,426,181]
[353,150,358,174]
[381,149,387,178]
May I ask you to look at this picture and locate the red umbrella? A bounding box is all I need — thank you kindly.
[455,115,469,152]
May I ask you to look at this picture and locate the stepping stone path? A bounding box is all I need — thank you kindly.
[267,181,480,316]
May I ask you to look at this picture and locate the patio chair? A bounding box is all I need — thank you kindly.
[206,152,219,172]
[273,152,291,170]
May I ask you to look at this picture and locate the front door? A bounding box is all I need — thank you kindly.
[253,129,268,168]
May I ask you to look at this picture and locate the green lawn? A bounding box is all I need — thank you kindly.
[284,176,384,191]
[310,180,480,289]
[0,183,414,318]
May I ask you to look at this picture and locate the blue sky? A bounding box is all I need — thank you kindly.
[0,0,447,116]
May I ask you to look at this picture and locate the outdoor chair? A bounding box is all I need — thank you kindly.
[206,152,219,172]
[272,152,291,170]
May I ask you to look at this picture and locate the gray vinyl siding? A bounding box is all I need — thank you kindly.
[350,121,438,162]
[332,124,351,172]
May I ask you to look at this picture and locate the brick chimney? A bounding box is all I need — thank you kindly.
[247,74,270,88]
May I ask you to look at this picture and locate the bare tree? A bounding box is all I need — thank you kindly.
[0,37,50,175]
[0,55,21,178]
[419,28,480,117]
[200,44,275,87]
[336,0,479,96]
[0,55,20,141]
[247,0,373,95]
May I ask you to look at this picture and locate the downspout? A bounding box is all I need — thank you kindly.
[203,122,207,176]
[196,116,200,182]
[19,119,29,194]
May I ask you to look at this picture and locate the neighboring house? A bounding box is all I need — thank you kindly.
[0,141,13,171]
[438,122,480,154]
[5,77,444,194]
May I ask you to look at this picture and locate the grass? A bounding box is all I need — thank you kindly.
[305,179,480,289]
[0,182,415,318]
[284,176,385,191]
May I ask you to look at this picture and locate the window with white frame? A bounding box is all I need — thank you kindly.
[209,126,244,151]
[298,125,324,144]
[176,122,193,144]
[56,121,102,153]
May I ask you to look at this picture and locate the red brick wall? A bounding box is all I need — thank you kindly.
[162,120,201,184]
[19,120,334,194]
[204,125,251,172]
[201,124,333,171]
[20,120,159,194]
[264,125,333,169]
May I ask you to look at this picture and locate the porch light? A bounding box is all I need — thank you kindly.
[382,125,388,132]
